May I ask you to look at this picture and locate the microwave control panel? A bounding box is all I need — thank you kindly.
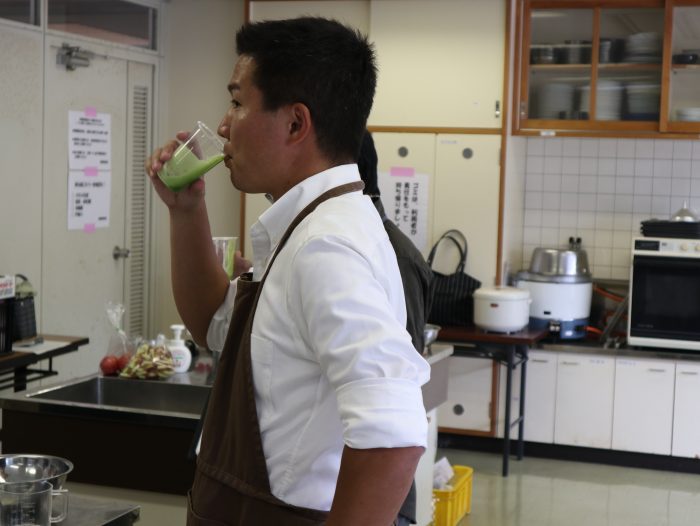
[633,237,700,256]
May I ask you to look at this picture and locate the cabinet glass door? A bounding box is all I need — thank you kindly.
[598,7,664,124]
[525,8,593,123]
[519,2,666,132]
[666,4,700,131]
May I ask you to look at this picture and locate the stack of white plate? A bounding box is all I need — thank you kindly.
[624,32,662,63]
[677,107,700,122]
[537,82,574,119]
[578,80,623,120]
[626,82,660,117]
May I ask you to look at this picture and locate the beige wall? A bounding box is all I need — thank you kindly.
[152,0,245,336]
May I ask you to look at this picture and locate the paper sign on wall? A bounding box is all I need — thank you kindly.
[378,167,430,253]
[67,109,111,231]
[67,171,111,231]
[68,110,111,170]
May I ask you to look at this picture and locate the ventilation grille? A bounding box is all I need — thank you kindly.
[126,84,149,338]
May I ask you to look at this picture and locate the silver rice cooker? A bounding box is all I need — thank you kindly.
[514,245,592,339]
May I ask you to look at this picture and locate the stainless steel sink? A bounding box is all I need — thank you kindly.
[0,373,209,495]
[24,375,210,417]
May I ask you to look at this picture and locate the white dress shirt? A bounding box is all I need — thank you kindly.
[207,164,430,511]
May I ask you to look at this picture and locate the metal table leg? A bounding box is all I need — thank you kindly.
[517,345,528,460]
[502,345,514,477]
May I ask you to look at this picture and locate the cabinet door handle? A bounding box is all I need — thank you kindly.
[495,100,501,118]
[561,361,580,366]
[532,358,549,363]
[647,368,666,373]
[680,371,699,376]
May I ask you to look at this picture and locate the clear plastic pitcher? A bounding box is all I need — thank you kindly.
[0,480,68,525]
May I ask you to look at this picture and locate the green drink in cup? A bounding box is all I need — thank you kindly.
[213,236,238,279]
[157,121,225,192]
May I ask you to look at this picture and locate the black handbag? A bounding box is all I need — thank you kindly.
[426,230,481,327]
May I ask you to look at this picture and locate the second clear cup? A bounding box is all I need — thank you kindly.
[157,121,225,192]
[213,236,238,279]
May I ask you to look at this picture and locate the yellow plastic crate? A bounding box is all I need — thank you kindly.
[432,465,473,526]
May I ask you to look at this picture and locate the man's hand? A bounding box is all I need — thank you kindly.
[144,131,206,211]
[233,251,253,280]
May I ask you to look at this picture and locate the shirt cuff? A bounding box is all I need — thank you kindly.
[336,378,428,449]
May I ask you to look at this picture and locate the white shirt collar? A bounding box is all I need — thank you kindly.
[250,164,362,272]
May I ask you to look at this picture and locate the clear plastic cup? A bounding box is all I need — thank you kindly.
[213,237,238,279]
[157,121,225,192]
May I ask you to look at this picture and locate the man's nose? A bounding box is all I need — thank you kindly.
[218,112,231,139]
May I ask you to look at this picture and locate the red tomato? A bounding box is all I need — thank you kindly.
[100,355,119,376]
[117,353,131,371]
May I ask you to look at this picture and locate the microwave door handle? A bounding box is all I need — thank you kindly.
[600,293,630,346]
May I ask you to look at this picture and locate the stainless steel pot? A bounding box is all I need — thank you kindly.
[525,246,591,283]
[514,244,593,339]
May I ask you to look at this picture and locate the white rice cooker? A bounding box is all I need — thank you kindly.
[514,245,592,340]
[473,286,531,333]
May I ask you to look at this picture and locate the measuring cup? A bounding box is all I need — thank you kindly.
[0,480,68,525]
[213,237,238,279]
[157,121,225,192]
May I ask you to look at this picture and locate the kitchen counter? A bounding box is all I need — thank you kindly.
[0,366,208,494]
[422,344,452,412]
[538,340,700,362]
[1,334,89,391]
[0,347,453,495]
[62,494,139,526]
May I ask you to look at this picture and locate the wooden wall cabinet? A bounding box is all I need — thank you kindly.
[368,0,505,129]
[373,133,501,286]
[514,0,700,136]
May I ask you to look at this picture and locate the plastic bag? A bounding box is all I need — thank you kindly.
[119,340,175,380]
[99,301,133,376]
[433,456,455,490]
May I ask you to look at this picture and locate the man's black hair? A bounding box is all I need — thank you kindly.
[236,17,377,164]
[357,130,380,196]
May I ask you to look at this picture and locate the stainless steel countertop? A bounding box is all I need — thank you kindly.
[538,341,700,362]
[62,494,139,526]
[424,343,453,365]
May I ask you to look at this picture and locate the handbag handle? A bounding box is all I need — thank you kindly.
[427,230,468,273]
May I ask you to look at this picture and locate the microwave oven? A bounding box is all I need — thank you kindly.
[628,237,700,351]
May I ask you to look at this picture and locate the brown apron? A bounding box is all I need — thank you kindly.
[187,181,364,526]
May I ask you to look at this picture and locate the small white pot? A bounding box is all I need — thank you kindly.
[473,286,531,333]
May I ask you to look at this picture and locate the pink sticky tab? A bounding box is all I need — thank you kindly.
[390,166,415,177]
[83,167,98,177]
[83,223,96,233]
[84,106,98,117]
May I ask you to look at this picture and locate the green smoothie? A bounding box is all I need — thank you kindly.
[158,150,225,192]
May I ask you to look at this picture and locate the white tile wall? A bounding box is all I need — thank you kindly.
[522,137,700,279]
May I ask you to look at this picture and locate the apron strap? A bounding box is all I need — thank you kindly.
[259,181,365,286]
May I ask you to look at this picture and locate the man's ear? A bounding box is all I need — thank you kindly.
[288,103,312,143]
